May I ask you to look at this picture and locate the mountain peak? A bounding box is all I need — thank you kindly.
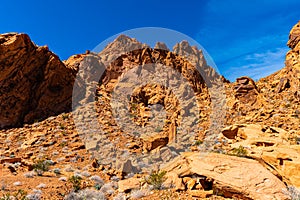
[99,34,148,65]
[154,42,169,51]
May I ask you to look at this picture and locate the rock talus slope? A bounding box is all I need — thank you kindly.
[0,21,300,199]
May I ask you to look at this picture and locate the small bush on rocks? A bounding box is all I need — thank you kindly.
[145,171,167,190]
[33,160,49,176]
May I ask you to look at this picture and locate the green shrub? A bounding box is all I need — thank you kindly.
[0,189,28,200]
[145,171,167,190]
[230,146,247,157]
[194,140,203,145]
[33,159,49,176]
[69,175,82,192]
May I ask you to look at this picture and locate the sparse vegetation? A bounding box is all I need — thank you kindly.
[33,159,49,176]
[230,146,248,157]
[145,170,167,190]
[64,188,105,200]
[194,140,203,145]
[68,175,82,192]
[0,189,28,200]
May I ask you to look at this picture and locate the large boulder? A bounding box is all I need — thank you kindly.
[162,152,290,200]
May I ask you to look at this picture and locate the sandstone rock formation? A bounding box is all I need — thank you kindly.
[234,76,259,104]
[0,33,76,128]
[162,152,290,200]
[1,21,300,199]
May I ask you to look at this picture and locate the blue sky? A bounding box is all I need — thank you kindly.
[1,0,299,81]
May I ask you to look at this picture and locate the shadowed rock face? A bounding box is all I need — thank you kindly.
[0,33,76,128]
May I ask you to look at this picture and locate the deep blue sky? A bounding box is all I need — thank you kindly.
[1,0,299,81]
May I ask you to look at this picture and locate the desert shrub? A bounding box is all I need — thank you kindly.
[0,189,28,200]
[64,189,106,200]
[69,175,82,192]
[33,160,49,176]
[26,189,41,200]
[194,140,203,145]
[90,175,104,190]
[145,171,167,190]
[230,146,247,157]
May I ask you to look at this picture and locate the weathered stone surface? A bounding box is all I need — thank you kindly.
[162,152,290,200]
[154,42,169,51]
[163,172,185,191]
[187,190,213,198]
[260,146,300,188]
[116,159,137,174]
[0,33,76,128]
[234,76,258,104]
[219,124,300,189]
[142,134,169,152]
[287,21,300,50]
[118,177,140,193]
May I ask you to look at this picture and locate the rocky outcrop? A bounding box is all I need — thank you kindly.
[162,152,290,200]
[287,20,300,50]
[219,124,300,189]
[0,33,76,128]
[234,76,259,104]
[250,21,300,130]
[98,34,148,66]
[154,42,169,51]
[173,41,219,87]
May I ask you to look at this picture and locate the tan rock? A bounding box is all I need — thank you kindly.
[164,172,185,191]
[260,145,300,188]
[118,177,140,193]
[142,134,169,152]
[187,190,213,198]
[186,178,196,190]
[162,152,290,200]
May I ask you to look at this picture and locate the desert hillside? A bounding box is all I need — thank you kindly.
[0,21,300,200]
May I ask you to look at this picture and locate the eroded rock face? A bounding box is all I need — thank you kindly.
[287,21,300,50]
[0,33,76,128]
[234,76,258,104]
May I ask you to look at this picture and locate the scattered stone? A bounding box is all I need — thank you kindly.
[118,177,141,193]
